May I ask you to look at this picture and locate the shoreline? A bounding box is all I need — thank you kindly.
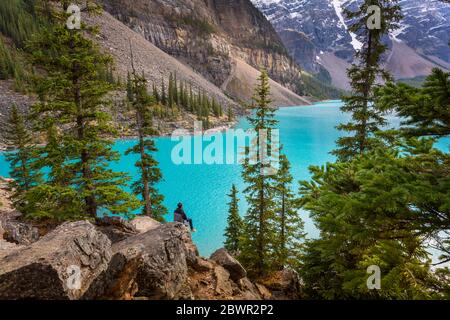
[0,101,333,151]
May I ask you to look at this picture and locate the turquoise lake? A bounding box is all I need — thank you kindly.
[1,100,448,256]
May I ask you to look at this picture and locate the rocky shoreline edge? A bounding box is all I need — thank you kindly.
[0,178,300,300]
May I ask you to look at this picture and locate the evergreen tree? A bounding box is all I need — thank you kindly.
[227,107,234,122]
[224,184,243,254]
[152,82,160,102]
[125,63,166,221]
[274,154,305,270]
[299,139,446,299]
[126,71,133,101]
[168,73,174,109]
[161,78,167,106]
[173,72,179,106]
[332,0,402,161]
[239,69,279,278]
[179,80,184,109]
[26,1,139,218]
[375,68,450,137]
[4,104,42,205]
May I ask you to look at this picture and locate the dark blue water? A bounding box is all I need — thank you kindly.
[1,101,448,256]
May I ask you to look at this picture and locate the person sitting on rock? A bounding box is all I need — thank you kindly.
[174,202,196,232]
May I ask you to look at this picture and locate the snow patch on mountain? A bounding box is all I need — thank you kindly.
[331,0,363,51]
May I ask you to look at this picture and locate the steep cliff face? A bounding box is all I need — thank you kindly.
[100,0,304,95]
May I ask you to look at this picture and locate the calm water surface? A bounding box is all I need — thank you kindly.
[1,101,448,256]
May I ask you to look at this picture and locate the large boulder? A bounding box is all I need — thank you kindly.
[210,248,247,282]
[260,268,302,300]
[95,216,137,244]
[110,223,193,299]
[0,221,112,299]
[129,216,161,233]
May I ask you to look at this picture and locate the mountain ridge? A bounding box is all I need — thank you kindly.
[252,0,450,89]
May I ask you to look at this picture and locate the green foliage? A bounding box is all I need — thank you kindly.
[0,37,29,90]
[178,15,215,35]
[0,0,40,47]
[149,72,224,123]
[273,154,305,270]
[375,68,450,137]
[297,72,344,100]
[239,69,279,278]
[4,104,42,207]
[333,0,402,161]
[224,184,243,254]
[21,1,140,219]
[397,75,427,88]
[299,137,449,299]
[125,69,167,221]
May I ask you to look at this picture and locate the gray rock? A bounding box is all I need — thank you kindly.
[0,221,112,300]
[111,223,192,299]
[262,268,302,300]
[129,216,161,233]
[2,219,40,245]
[96,216,137,244]
[214,266,233,296]
[210,248,247,282]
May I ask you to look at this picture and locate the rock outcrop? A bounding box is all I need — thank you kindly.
[99,0,308,100]
[210,248,246,282]
[0,212,301,300]
[0,221,112,300]
[111,223,193,299]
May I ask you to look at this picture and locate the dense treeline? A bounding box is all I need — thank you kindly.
[298,0,450,299]
[0,0,46,90]
[0,0,40,47]
[4,1,164,220]
[224,70,305,278]
[224,0,450,299]
[297,72,345,100]
[128,72,224,128]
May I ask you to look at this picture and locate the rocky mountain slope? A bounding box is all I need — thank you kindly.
[87,10,310,109]
[0,1,314,147]
[0,179,301,300]
[99,0,312,100]
[252,0,450,89]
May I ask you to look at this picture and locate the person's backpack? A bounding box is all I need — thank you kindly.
[174,212,183,223]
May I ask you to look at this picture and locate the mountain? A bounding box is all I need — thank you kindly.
[252,0,450,89]
[99,0,317,102]
[0,0,315,147]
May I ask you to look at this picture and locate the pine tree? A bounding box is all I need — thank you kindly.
[239,69,279,278]
[125,60,166,221]
[224,184,243,254]
[227,107,234,122]
[375,68,450,137]
[173,72,179,106]
[274,154,304,270]
[299,140,445,299]
[161,78,167,106]
[152,82,160,103]
[332,0,402,161]
[26,1,139,218]
[126,71,133,101]
[189,84,194,112]
[4,104,42,205]
[168,73,174,109]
